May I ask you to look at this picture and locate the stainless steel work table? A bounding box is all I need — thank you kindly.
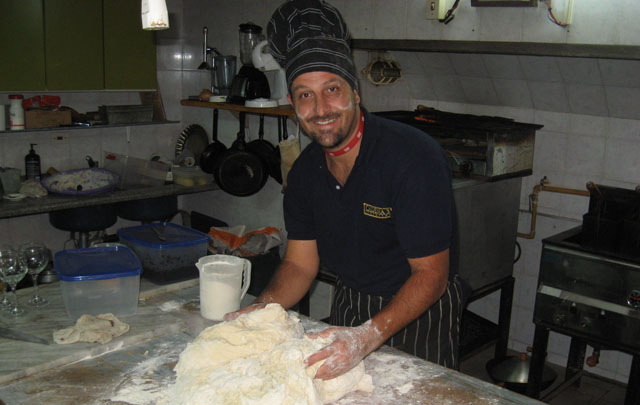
[0,280,544,404]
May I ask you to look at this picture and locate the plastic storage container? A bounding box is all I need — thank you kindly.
[172,166,212,187]
[99,104,153,124]
[117,222,209,284]
[103,151,170,189]
[54,246,142,320]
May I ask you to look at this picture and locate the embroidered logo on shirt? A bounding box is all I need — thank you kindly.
[363,203,392,219]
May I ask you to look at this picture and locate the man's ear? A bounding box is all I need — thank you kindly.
[287,93,293,105]
[354,89,361,105]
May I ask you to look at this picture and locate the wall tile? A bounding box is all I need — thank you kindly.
[482,54,524,80]
[338,0,374,38]
[520,6,567,43]
[458,77,498,105]
[477,7,523,42]
[570,113,609,138]
[519,56,562,83]
[508,305,535,346]
[605,86,640,120]
[405,0,443,40]
[603,138,640,183]
[493,79,532,108]
[373,0,407,39]
[431,75,467,103]
[416,52,454,76]
[449,53,488,78]
[386,51,420,75]
[606,117,640,141]
[404,74,437,101]
[566,0,618,45]
[534,110,571,133]
[617,0,640,45]
[557,58,602,85]
[158,36,184,71]
[529,81,570,113]
[532,130,567,173]
[598,59,640,88]
[157,70,183,122]
[442,5,479,41]
[566,84,608,117]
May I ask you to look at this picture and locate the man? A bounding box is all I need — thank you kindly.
[226,0,465,381]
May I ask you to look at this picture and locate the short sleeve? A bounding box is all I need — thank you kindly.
[283,162,317,241]
[392,148,453,258]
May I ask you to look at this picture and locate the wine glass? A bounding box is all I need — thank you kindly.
[0,245,13,311]
[0,246,28,317]
[19,243,50,307]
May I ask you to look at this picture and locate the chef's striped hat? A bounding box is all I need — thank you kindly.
[267,0,359,92]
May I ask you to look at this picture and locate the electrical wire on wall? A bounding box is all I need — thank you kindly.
[439,0,459,24]
[542,0,568,27]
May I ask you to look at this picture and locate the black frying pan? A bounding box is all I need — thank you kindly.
[214,112,268,196]
[246,114,282,184]
[200,109,227,174]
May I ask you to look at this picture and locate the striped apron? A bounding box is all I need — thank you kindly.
[329,275,464,370]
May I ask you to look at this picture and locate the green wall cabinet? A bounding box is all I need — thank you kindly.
[0,0,156,92]
[104,0,157,90]
[0,0,46,91]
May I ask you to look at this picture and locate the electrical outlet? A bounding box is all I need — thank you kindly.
[426,0,447,20]
[51,134,68,144]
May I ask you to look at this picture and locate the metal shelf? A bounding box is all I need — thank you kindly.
[181,99,296,118]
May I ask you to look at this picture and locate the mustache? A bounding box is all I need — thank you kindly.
[306,113,340,124]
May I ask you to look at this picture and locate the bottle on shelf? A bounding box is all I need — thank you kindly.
[25,143,41,181]
[9,94,24,131]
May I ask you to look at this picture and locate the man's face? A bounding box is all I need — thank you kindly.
[288,71,361,150]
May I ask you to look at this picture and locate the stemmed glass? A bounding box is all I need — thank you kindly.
[0,246,11,310]
[19,243,50,307]
[0,246,28,317]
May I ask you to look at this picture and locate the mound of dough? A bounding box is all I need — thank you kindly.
[166,304,373,404]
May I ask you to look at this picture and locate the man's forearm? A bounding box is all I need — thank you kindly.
[255,259,317,310]
[362,250,450,354]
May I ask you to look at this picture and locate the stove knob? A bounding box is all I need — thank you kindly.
[628,290,640,309]
[554,312,567,326]
[580,317,591,329]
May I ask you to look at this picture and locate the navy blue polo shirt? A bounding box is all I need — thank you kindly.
[284,109,454,297]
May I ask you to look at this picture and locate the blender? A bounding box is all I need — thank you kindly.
[228,23,271,105]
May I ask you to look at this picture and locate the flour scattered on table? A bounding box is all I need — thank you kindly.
[158,300,182,312]
[162,303,374,404]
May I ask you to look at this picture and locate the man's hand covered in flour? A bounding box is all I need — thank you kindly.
[223,302,267,321]
[305,321,381,380]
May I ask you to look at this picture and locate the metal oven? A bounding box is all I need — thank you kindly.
[527,184,640,405]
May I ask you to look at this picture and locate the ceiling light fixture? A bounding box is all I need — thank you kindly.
[141,0,169,30]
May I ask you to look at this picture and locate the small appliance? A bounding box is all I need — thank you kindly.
[252,40,289,106]
[228,23,270,105]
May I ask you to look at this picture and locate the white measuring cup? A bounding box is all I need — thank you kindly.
[196,254,251,321]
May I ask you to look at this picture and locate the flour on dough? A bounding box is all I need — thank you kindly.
[165,304,374,404]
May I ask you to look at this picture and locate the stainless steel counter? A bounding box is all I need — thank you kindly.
[0,280,543,404]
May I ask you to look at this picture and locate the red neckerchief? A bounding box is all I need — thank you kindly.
[324,113,364,157]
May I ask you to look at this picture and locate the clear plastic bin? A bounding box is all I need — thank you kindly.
[103,151,170,189]
[54,246,142,320]
[117,222,209,284]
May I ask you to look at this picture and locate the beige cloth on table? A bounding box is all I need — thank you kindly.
[53,313,129,345]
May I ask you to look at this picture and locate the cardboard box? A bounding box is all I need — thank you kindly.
[25,109,72,129]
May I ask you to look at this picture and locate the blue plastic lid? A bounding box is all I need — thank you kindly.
[54,246,142,282]
[117,222,209,249]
